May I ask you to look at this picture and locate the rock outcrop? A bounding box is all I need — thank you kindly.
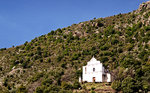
[137,1,150,13]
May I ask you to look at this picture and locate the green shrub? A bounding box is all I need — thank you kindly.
[16,85,27,93]
[61,63,66,68]
[37,46,41,51]
[111,39,119,45]
[35,86,43,93]
[100,45,109,51]
[3,78,8,87]
[22,62,28,68]
[73,81,81,89]
[101,57,109,63]
[0,66,2,71]
[43,51,48,57]
[121,76,138,93]
[25,45,31,51]
[103,51,112,56]
[76,70,82,78]
[104,26,115,36]
[82,49,91,55]
[111,80,121,91]
[42,78,53,86]
[57,55,63,62]
[24,41,28,46]
[142,80,150,92]
[61,81,72,90]
[91,87,95,90]
[91,90,96,93]
[72,53,80,60]
[97,21,104,27]
[0,48,6,51]
[47,58,51,63]
[31,73,44,82]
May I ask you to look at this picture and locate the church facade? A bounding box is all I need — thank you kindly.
[82,57,111,82]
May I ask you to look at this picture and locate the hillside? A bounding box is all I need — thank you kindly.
[0,1,150,93]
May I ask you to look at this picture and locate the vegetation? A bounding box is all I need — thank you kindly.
[0,1,150,92]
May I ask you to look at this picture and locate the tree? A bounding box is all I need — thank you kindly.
[111,80,121,91]
[35,87,43,93]
[0,66,2,71]
[24,41,28,46]
[142,80,149,92]
[73,81,81,89]
[47,58,51,63]
[42,78,53,86]
[16,85,27,93]
[61,81,72,90]
[57,55,63,62]
[121,76,137,93]
[37,46,41,51]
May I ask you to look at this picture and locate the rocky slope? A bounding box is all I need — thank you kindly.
[0,1,150,93]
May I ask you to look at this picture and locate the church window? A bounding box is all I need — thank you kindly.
[93,68,95,72]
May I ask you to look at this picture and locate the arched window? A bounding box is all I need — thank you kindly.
[93,68,95,72]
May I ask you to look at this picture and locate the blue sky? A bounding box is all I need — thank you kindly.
[0,0,148,48]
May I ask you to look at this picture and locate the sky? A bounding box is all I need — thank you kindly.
[0,0,148,48]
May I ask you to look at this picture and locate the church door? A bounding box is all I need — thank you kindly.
[93,77,96,82]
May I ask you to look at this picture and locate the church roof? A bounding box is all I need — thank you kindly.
[90,56,97,62]
[87,56,102,65]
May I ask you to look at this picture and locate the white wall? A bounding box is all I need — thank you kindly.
[82,57,111,83]
[106,73,111,82]
[82,57,104,82]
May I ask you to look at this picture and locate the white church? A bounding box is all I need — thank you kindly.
[80,56,111,83]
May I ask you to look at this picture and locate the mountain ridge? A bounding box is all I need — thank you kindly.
[0,1,150,93]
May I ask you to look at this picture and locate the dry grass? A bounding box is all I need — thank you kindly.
[75,83,115,93]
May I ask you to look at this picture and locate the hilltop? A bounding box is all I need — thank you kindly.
[0,1,150,93]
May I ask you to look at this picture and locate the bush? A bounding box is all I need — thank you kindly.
[22,62,28,68]
[91,87,95,90]
[56,28,62,33]
[0,66,2,71]
[144,26,150,31]
[25,45,31,51]
[76,70,82,78]
[111,39,119,45]
[61,81,72,90]
[72,53,80,60]
[24,41,28,46]
[47,30,55,36]
[61,63,66,68]
[111,80,121,91]
[3,78,8,87]
[42,78,53,86]
[0,48,6,51]
[104,26,115,36]
[31,73,43,82]
[103,51,112,56]
[37,46,41,51]
[47,58,51,63]
[101,57,109,63]
[16,85,27,93]
[121,57,134,68]
[35,87,43,93]
[43,51,48,57]
[100,45,109,51]
[142,80,150,92]
[121,76,137,93]
[97,21,104,27]
[39,58,43,62]
[73,81,81,89]
[57,55,63,62]
[82,49,91,55]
